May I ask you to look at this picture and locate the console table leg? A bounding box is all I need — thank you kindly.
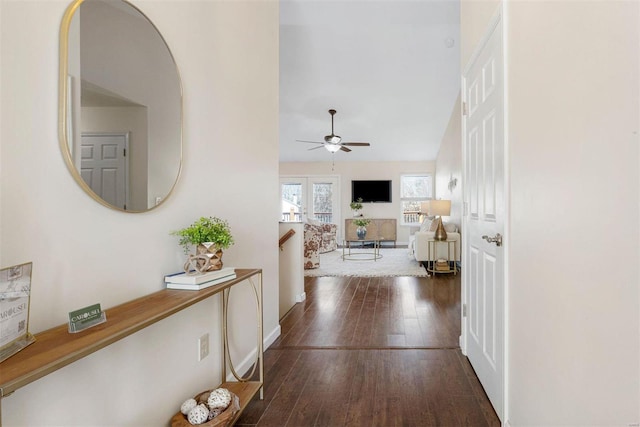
[252,273,264,400]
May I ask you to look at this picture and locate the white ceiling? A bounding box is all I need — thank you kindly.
[279,0,461,163]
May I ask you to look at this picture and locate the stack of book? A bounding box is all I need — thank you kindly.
[435,259,450,271]
[164,267,236,290]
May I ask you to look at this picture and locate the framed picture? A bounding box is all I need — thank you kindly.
[0,262,35,363]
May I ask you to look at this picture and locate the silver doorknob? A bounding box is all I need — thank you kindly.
[482,233,503,247]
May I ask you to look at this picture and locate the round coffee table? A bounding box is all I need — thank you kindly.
[342,238,384,261]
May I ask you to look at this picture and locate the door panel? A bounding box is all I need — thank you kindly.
[468,246,480,342]
[468,127,480,220]
[483,111,497,220]
[483,252,497,368]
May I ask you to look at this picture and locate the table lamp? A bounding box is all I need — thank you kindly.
[429,200,451,241]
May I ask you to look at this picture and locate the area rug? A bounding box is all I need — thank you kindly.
[304,248,428,277]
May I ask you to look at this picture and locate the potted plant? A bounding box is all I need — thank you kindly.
[171,216,234,273]
[353,217,371,239]
[350,197,364,217]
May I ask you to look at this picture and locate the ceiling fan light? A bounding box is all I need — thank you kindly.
[325,135,341,144]
[325,144,341,153]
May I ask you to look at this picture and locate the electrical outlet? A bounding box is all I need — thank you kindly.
[198,333,209,361]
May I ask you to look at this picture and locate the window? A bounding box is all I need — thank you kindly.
[281,182,302,222]
[400,174,432,225]
[312,182,334,223]
[280,176,339,223]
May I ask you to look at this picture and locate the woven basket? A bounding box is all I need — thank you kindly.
[170,390,239,427]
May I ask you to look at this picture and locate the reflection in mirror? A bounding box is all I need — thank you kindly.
[60,0,182,212]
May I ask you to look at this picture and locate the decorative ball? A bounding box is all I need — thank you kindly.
[187,404,210,425]
[196,392,209,406]
[207,407,223,421]
[207,388,231,410]
[180,398,197,415]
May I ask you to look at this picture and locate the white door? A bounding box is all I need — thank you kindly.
[81,132,128,210]
[280,177,306,222]
[462,13,505,420]
[279,176,340,225]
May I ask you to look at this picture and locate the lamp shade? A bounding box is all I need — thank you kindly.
[325,144,341,153]
[420,201,430,215]
[429,200,451,216]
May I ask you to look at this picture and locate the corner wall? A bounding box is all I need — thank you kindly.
[461,0,640,424]
[0,1,279,425]
[505,1,639,424]
[434,94,462,230]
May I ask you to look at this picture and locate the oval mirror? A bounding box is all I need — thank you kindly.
[59,0,182,212]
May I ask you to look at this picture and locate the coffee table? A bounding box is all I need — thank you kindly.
[342,237,384,261]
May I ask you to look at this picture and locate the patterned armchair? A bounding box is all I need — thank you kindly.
[303,220,337,269]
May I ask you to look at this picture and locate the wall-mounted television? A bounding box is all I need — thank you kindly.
[351,180,392,203]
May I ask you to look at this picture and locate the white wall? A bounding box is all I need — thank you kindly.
[0,1,279,426]
[0,0,3,265]
[434,94,462,230]
[278,221,304,319]
[280,160,435,244]
[461,0,500,67]
[462,0,640,425]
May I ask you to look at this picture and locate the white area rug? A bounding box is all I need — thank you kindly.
[304,248,428,277]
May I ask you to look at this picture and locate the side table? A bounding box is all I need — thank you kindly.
[426,239,458,276]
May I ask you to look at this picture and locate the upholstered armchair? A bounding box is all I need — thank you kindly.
[303,220,337,269]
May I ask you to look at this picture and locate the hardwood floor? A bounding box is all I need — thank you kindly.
[236,272,500,426]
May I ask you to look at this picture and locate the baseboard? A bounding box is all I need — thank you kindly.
[265,324,281,348]
[226,324,281,382]
[295,292,306,303]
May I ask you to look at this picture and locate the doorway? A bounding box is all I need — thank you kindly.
[461,10,506,421]
[80,132,129,210]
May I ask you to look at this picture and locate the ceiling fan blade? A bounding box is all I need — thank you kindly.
[342,142,370,146]
[296,139,324,144]
[340,146,352,152]
[308,145,325,151]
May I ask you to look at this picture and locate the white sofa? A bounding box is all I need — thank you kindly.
[408,218,461,264]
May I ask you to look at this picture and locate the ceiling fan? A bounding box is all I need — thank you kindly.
[296,109,371,153]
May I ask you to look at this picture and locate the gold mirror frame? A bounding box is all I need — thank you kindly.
[58,0,183,213]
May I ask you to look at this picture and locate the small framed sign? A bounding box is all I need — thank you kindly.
[68,303,106,333]
[0,262,36,363]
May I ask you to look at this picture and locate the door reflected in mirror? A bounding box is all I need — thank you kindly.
[60,0,182,212]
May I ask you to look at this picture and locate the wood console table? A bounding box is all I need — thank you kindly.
[0,268,263,427]
[345,218,397,247]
